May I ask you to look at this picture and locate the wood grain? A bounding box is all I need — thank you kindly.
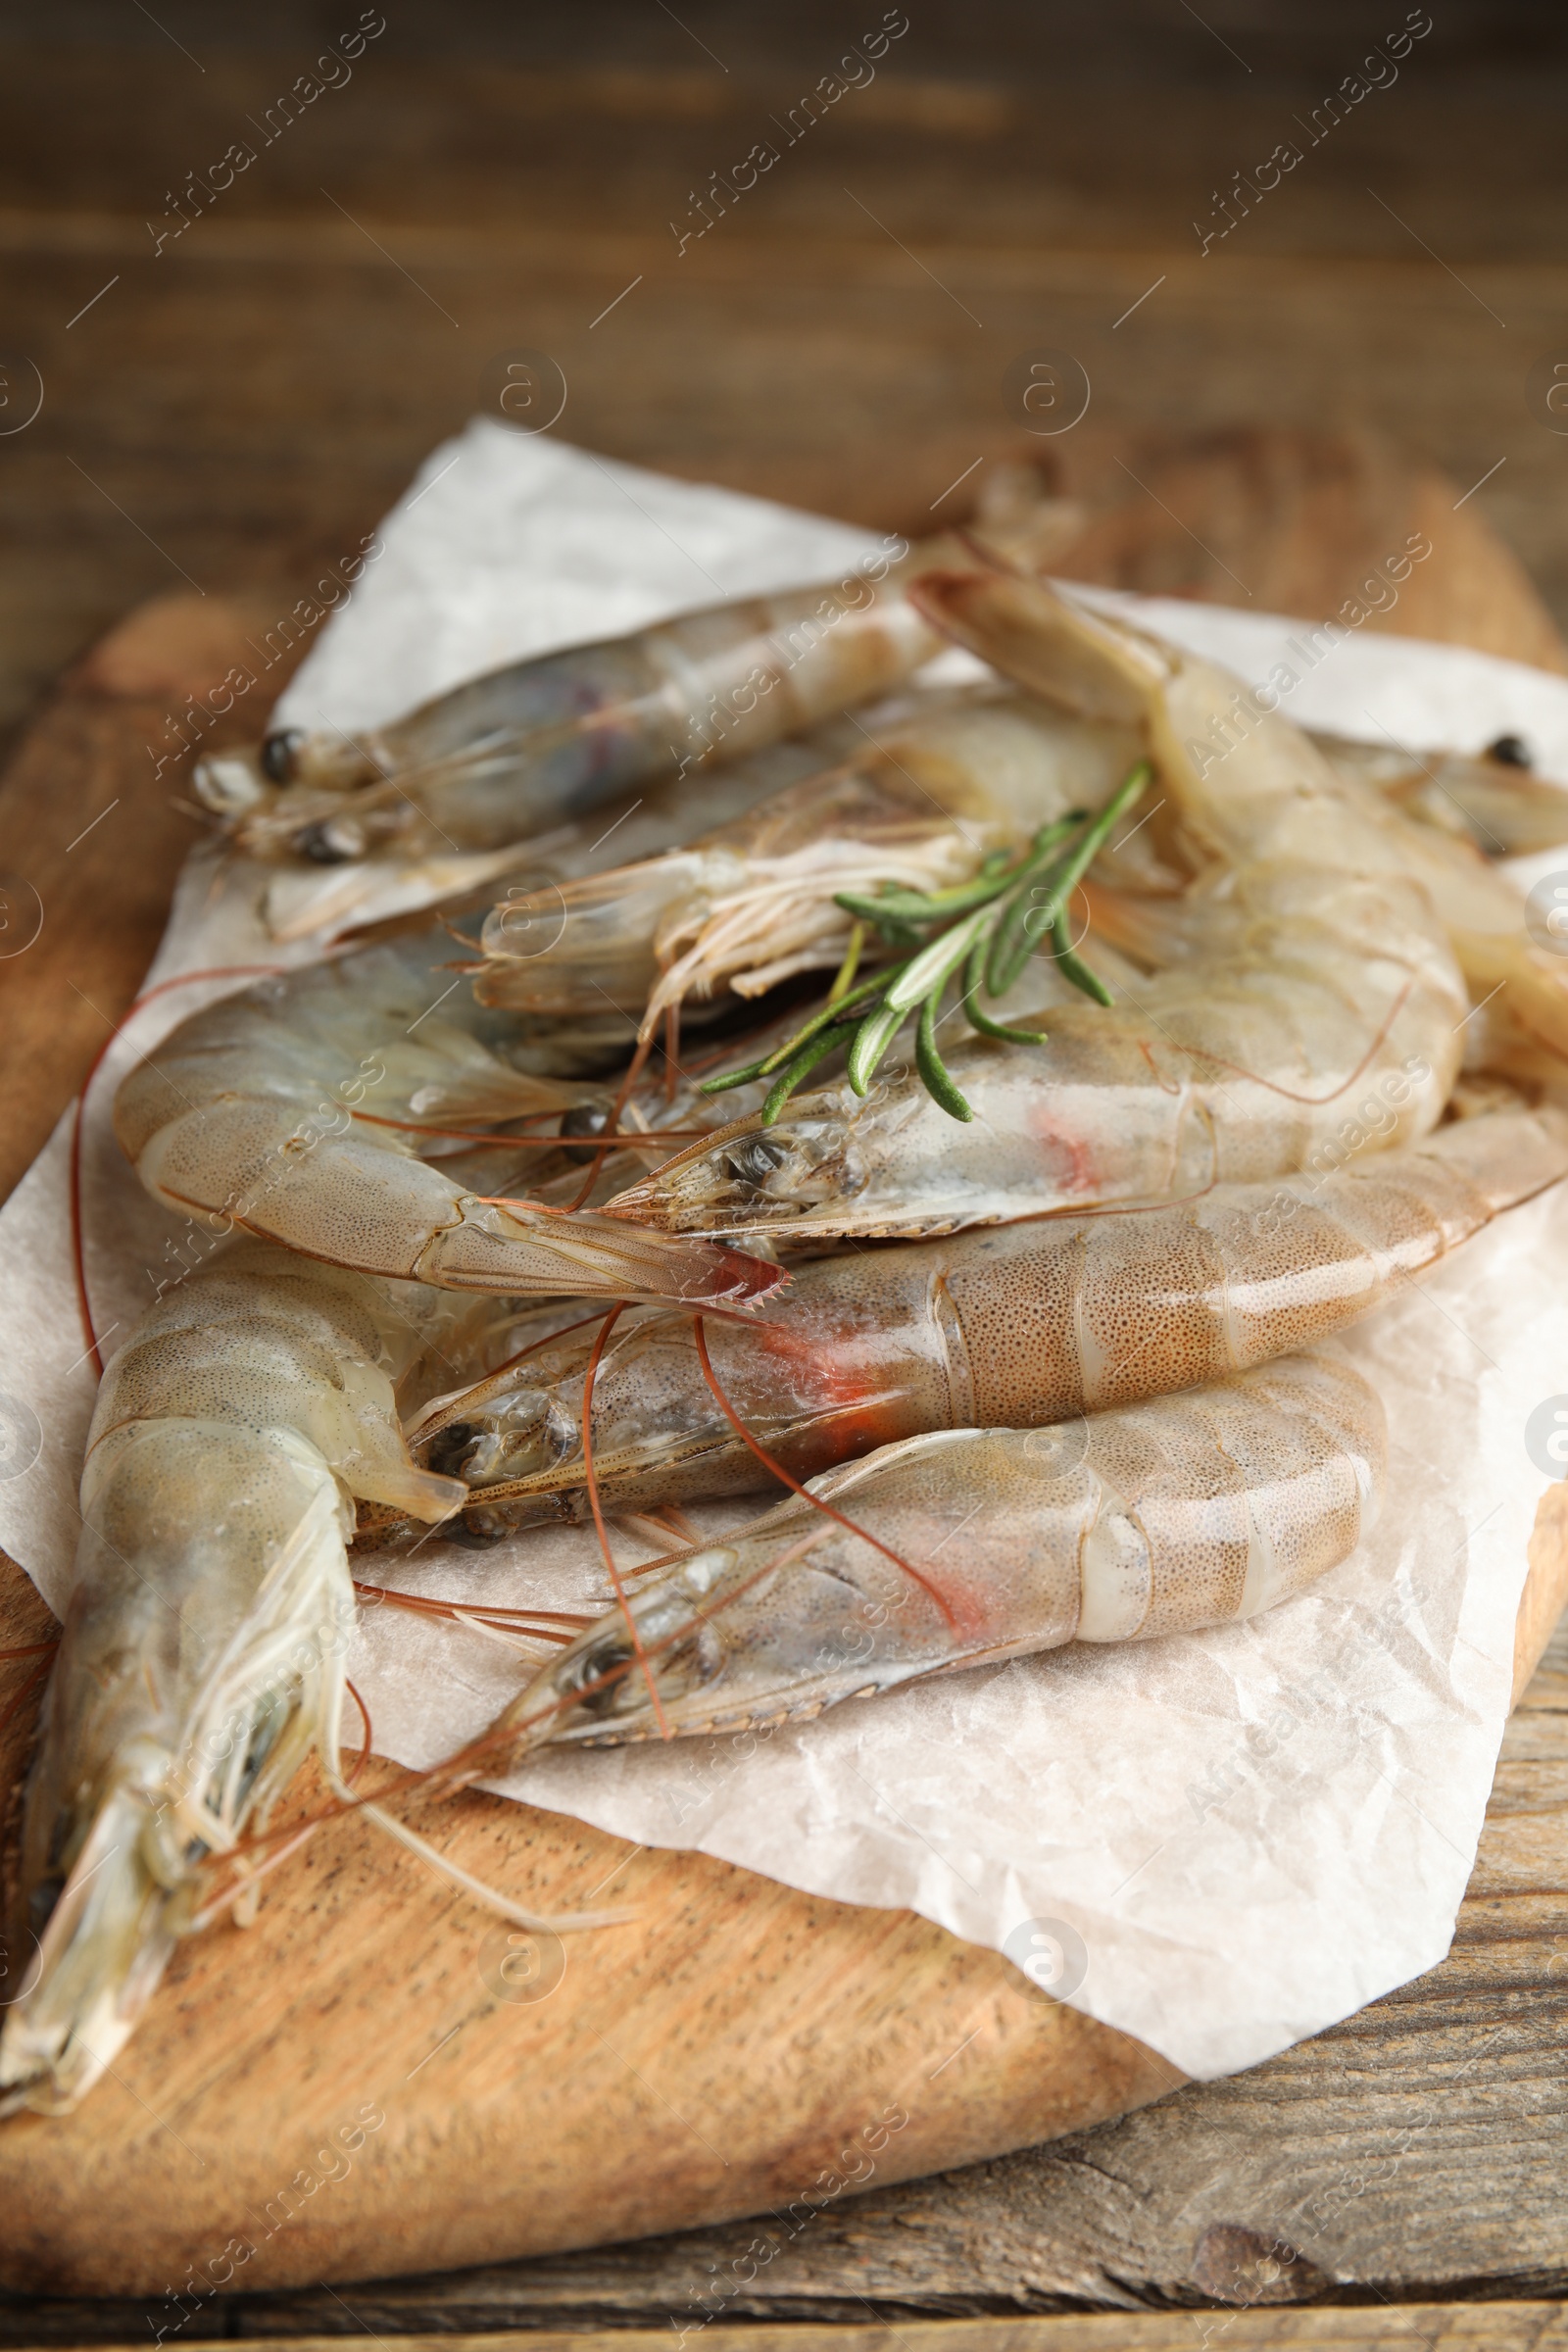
[4,1,1568,753]
[0,956,1563,2319]
[1022,428,1568,676]
[0,592,319,1204]
[15,2322,1568,2352]
[166,1559,1568,2327]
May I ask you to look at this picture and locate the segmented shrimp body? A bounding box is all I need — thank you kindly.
[407,1104,1566,1538]
[493,1354,1385,1749]
[1282,731,1568,1093]
[469,686,1141,1032]
[115,930,781,1310]
[0,1244,471,2117]
[1106,701,1568,1093]
[1350,798,1568,1092]
[196,508,1079,866]
[607,578,1468,1243]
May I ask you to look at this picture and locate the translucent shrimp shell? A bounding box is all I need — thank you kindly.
[405,1102,1568,1538]
[0,1246,463,2117]
[606,578,1470,1241]
[496,1354,1386,1749]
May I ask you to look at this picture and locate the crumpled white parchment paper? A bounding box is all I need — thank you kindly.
[6,417,1568,2080]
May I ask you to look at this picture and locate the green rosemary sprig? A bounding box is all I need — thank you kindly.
[699,761,1151,1125]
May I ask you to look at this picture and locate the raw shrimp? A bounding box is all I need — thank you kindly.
[1151,712,1568,1080]
[195,506,1081,866]
[405,1102,1566,1539]
[0,1242,613,2118]
[470,685,1143,1034]
[489,1353,1385,1748]
[259,722,868,947]
[114,929,781,1310]
[1284,741,1568,1092]
[1312,728,1568,858]
[1332,789,1568,1094]
[606,576,1468,1243]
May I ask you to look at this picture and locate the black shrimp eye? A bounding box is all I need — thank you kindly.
[559,1102,610,1165]
[261,728,306,783]
[425,1420,480,1480]
[294,824,342,865]
[567,1637,638,1715]
[722,1136,790,1187]
[1487,732,1532,768]
[293,816,366,864]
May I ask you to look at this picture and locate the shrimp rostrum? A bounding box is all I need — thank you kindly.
[491,1353,1386,1751]
[607,575,1469,1243]
[405,1102,1568,1538]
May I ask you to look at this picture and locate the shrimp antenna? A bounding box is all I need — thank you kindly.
[194,1623,636,1938]
[321,1676,639,1936]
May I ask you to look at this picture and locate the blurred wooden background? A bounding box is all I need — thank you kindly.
[1,0,1567,758]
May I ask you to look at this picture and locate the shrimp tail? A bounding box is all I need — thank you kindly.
[118,1091,783,1308]
[416,1203,789,1310]
[907,569,1170,729]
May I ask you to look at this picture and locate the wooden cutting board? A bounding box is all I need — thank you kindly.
[2,433,1566,2298]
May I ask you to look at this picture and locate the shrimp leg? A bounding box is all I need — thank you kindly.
[491,1354,1384,1749]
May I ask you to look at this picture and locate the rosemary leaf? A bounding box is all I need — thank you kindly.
[1052,913,1114,1006]
[883,903,992,1014]
[915,993,973,1122]
[960,932,1050,1046]
[846,999,906,1096]
[760,1022,858,1125]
